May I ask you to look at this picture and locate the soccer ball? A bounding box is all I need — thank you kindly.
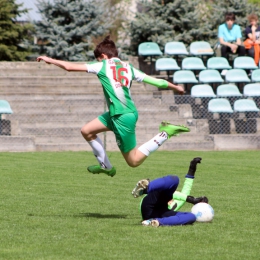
[191,202,214,222]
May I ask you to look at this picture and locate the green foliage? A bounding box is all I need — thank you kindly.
[127,0,260,56]
[0,150,259,259]
[34,0,116,61]
[210,0,260,35]
[0,0,34,61]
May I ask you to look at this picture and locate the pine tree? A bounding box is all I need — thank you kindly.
[34,0,114,61]
[211,0,260,35]
[0,0,33,61]
[128,0,217,56]
[127,0,260,56]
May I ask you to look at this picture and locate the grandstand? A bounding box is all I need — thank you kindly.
[0,41,260,152]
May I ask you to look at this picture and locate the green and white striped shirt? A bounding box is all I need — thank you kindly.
[87,58,146,116]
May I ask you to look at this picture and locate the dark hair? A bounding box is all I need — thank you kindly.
[93,35,118,59]
[225,12,236,21]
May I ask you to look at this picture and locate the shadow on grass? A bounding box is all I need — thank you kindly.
[27,213,127,219]
[74,213,127,219]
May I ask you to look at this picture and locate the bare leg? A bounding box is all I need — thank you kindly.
[81,118,115,174]
[121,148,148,167]
[81,117,110,141]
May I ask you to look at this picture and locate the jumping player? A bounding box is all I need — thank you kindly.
[132,157,208,227]
[37,36,190,177]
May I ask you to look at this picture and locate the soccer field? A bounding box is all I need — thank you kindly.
[0,150,259,259]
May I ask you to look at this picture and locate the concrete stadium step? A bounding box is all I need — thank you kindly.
[6,113,102,122]
[0,68,90,77]
[8,105,104,114]
[0,82,153,94]
[0,136,35,152]
[0,76,99,85]
[35,143,91,152]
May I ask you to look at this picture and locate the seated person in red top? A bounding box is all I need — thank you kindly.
[244,14,260,65]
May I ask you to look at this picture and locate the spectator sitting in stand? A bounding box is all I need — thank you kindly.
[218,12,246,74]
[244,13,260,65]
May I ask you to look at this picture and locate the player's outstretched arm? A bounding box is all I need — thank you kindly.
[37,56,88,72]
[142,75,185,94]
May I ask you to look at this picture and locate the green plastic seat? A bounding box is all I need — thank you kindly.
[191,84,216,98]
[164,42,188,55]
[251,69,260,82]
[155,58,180,71]
[225,69,250,83]
[0,100,13,115]
[182,57,206,70]
[189,41,214,56]
[243,83,260,96]
[217,84,242,97]
[207,57,232,70]
[234,99,260,112]
[173,70,198,84]
[138,42,163,56]
[233,56,258,70]
[208,98,233,113]
[199,69,224,83]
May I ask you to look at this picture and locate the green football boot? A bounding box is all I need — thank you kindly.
[87,165,116,177]
[159,121,190,138]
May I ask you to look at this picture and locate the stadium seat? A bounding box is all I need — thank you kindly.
[243,83,260,96]
[138,42,163,56]
[233,99,259,133]
[0,100,13,136]
[189,41,214,56]
[208,98,233,113]
[164,41,189,56]
[251,69,260,82]
[233,99,260,112]
[233,56,258,70]
[207,57,232,70]
[173,70,198,84]
[155,58,180,78]
[0,100,13,117]
[191,84,216,98]
[199,69,224,83]
[216,84,242,97]
[208,98,233,134]
[190,84,216,119]
[182,57,206,70]
[225,69,250,83]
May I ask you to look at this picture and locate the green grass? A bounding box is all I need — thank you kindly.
[0,150,260,260]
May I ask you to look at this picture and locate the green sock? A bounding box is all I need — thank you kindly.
[169,178,194,211]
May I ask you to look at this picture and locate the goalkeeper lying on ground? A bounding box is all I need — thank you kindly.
[131,157,208,227]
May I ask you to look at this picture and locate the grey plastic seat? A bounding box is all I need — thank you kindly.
[233,99,260,112]
[155,58,180,71]
[199,69,224,83]
[208,98,233,113]
[173,70,198,84]
[0,100,13,117]
[225,69,250,83]
[251,69,260,82]
[216,84,242,97]
[233,56,258,70]
[182,57,206,70]
[243,83,260,96]
[189,41,214,56]
[138,42,163,56]
[164,41,188,56]
[207,57,232,70]
[191,84,216,98]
